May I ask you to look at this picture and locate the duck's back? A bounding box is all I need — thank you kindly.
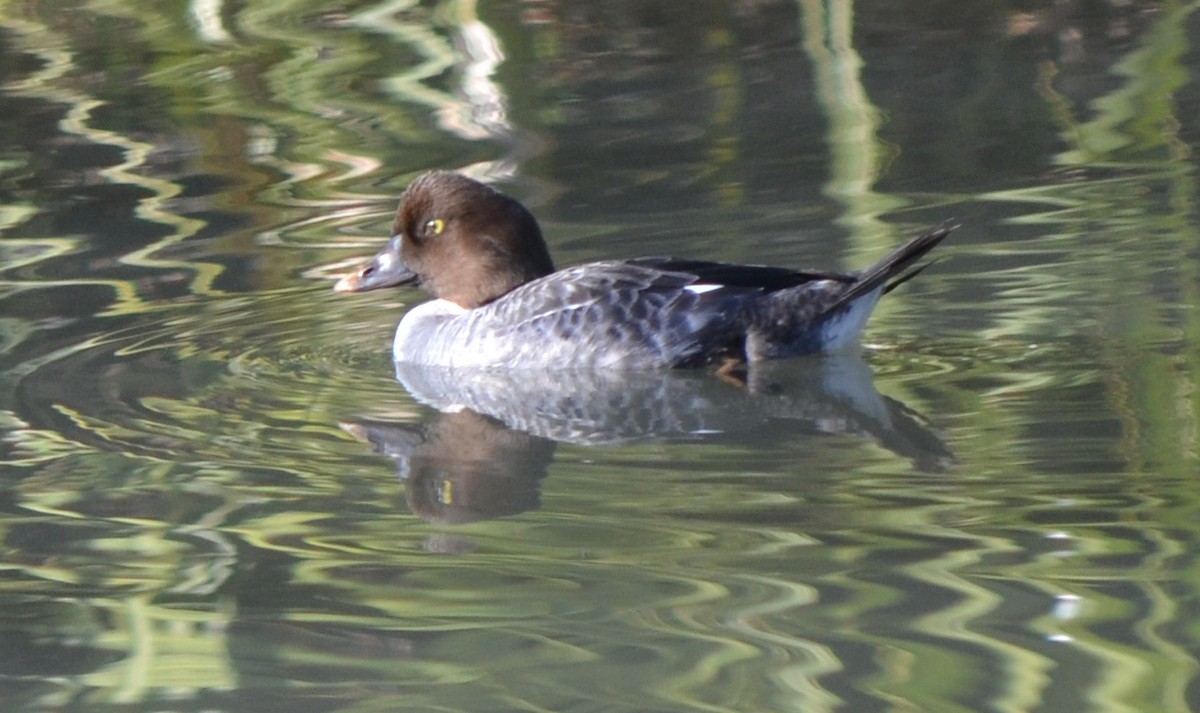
[393,260,777,369]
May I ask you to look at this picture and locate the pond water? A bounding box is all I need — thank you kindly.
[3,1,1200,711]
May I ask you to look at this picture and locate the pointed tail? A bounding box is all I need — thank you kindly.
[820,224,955,318]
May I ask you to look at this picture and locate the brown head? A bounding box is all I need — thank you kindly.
[334,172,555,308]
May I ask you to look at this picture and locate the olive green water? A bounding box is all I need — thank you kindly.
[3,1,1200,711]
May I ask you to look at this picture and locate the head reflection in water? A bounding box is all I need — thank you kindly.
[343,410,554,525]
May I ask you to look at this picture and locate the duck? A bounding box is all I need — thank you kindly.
[334,171,952,369]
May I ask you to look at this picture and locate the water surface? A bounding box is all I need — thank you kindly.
[2,1,1200,711]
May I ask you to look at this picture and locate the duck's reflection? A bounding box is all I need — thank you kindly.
[343,410,554,525]
[344,356,953,524]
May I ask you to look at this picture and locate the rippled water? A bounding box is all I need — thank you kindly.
[3,1,1200,711]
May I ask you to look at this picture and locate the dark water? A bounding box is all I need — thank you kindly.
[3,1,1200,711]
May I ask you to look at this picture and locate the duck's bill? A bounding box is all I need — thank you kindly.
[333,241,419,293]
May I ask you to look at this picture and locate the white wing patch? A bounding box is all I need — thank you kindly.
[684,283,723,295]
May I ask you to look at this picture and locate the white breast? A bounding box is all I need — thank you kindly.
[392,299,468,364]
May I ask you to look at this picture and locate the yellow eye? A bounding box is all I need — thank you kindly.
[424,218,445,236]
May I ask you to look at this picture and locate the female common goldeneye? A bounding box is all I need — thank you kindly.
[334,171,952,369]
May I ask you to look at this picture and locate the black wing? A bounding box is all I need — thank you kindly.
[624,257,854,294]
